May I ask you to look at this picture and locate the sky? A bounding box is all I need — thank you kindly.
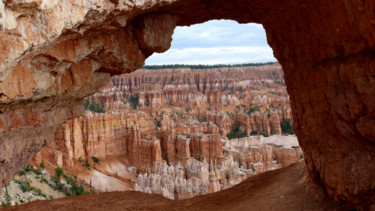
[145,20,277,65]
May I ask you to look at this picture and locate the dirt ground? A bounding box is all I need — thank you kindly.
[3,161,350,211]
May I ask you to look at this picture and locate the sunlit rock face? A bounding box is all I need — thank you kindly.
[0,0,176,189]
[36,110,301,199]
[133,135,302,199]
[99,65,291,138]
[0,0,374,208]
[30,63,296,199]
[52,112,161,169]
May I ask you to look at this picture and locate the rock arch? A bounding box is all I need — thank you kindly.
[0,0,374,209]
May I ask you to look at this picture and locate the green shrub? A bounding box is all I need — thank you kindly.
[18,170,26,176]
[83,99,90,110]
[35,189,47,198]
[85,100,106,113]
[247,105,260,114]
[1,202,9,208]
[25,165,34,172]
[226,123,247,139]
[72,185,85,196]
[3,186,11,207]
[91,156,100,164]
[55,167,64,178]
[280,119,294,135]
[83,164,91,170]
[64,175,85,196]
[127,94,139,109]
[274,80,286,87]
[64,175,74,184]
[51,176,60,185]
[14,180,31,192]
[51,167,65,189]
[32,169,42,176]
[250,130,258,135]
[83,158,90,170]
[238,157,243,168]
[39,158,46,169]
[57,183,65,191]
[40,178,49,184]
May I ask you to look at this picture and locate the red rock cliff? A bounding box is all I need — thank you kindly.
[95,65,291,137]
[35,109,303,199]
[49,112,163,170]
[0,0,374,208]
[32,65,302,199]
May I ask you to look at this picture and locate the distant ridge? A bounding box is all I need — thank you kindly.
[142,62,277,69]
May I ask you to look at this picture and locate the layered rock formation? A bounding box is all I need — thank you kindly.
[0,0,177,189]
[0,0,374,208]
[134,135,302,200]
[224,135,303,170]
[93,65,292,137]
[28,64,302,200]
[36,110,302,199]
[49,112,162,169]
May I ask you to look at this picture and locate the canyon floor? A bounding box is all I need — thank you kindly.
[4,162,349,211]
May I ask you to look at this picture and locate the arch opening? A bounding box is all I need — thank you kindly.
[2,20,305,205]
[0,0,373,209]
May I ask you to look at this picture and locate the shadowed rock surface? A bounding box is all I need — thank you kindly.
[2,162,350,211]
[0,0,374,209]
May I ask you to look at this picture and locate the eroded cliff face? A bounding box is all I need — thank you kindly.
[0,0,374,208]
[32,110,302,200]
[25,65,301,200]
[0,0,177,190]
[52,112,161,169]
[95,65,291,137]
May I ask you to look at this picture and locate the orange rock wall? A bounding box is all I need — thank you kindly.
[0,0,374,208]
[45,112,163,170]
[96,65,291,137]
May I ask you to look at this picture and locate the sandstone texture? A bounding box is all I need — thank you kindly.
[2,171,65,204]
[2,162,351,211]
[0,0,374,209]
[98,65,291,137]
[25,65,303,200]
[36,110,302,200]
[52,112,160,169]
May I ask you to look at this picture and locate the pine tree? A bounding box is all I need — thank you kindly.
[40,158,46,169]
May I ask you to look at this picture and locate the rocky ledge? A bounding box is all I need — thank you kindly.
[0,0,374,209]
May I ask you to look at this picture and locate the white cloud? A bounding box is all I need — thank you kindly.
[146,46,275,65]
[145,20,277,65]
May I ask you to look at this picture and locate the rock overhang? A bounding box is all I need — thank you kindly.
[0,0,374,209]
